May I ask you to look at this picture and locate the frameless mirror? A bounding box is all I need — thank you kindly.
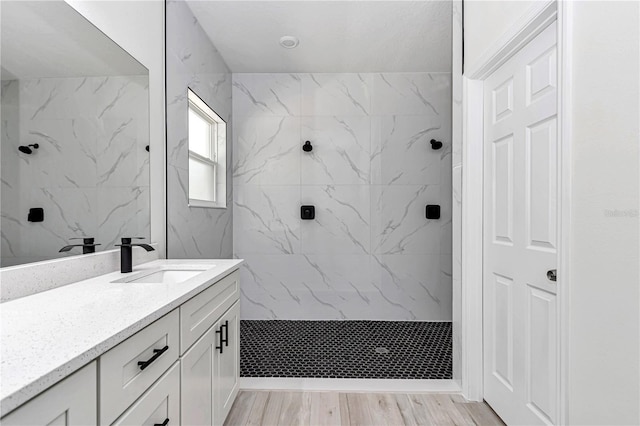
[1,1,150,267]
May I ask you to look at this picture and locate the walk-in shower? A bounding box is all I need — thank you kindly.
[166,0,456,382]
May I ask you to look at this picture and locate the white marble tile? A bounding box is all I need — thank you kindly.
[167,166,232,259]
[300,73,372,116]
[372,254,452,321]
[301,116,370,185]
[236,254,390,320]
[19,187,99,258]
[2,74,150,266]
[371,184,441,255]
[233,185,300,254]
[233,116,301,185]
[301,185,370,255]
[93,76,149,122]
[19,118,98,189]
[164,0,233,260]
[96,117,145,188]
[96,186,150,250]
[371,73,451,117]
[233,72,453,321]
[371,115,444,185]
[440,144,453,255]
[233,73,301,117]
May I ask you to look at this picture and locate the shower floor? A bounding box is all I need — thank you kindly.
[240,320,452,379]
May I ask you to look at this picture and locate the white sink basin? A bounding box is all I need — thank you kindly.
[112,266,210,284]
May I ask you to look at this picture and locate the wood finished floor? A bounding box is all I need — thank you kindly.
[224,391,505,426]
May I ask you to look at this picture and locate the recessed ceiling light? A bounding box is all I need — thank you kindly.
[279,36,299,49]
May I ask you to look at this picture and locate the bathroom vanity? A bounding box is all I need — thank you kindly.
[0,259,242,425]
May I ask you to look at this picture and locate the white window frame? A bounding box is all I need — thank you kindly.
[187,88,226,209]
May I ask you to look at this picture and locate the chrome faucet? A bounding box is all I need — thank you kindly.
[59,237,100,254]
[116,237,155,273]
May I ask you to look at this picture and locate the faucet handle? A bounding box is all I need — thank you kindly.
[118,237,145,245]
[70,237,97,245]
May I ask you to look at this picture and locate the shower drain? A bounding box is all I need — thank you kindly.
[375,347,390,354]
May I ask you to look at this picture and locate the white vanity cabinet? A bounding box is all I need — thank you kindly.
[0,266,241,426]
[112,363,180,426]
[1,362,97,426]
[100,309,180,425]
[181,301,240,426]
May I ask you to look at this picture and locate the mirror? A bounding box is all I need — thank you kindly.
[1,1,150,267]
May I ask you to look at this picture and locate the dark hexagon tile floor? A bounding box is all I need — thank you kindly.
[240,320,452,379]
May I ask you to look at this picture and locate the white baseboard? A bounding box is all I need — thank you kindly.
[240,378,461,394]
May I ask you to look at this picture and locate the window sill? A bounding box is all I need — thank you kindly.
[188,199,227,209]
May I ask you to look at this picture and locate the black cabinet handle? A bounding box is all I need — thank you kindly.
[154,419,169,426]
[215,328,224,354]
[137,345,169,370]
[221,320,229,347]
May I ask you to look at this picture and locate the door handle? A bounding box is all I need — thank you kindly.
[216,327,224,354]
[221,320,229,347]
[137,346,169,370]
[547,269,557,282]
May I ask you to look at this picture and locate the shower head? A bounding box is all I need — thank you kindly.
[18,144,39,154]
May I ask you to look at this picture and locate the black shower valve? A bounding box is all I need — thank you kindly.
[302,141,313,152]
[301,205,315,220]
[430,139,443,150]
[27,207,44,222]
[426,205,441,220]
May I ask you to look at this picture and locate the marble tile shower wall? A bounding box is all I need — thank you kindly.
[166,0,233,259]
[233,73,452,321]
[0,76,149,267]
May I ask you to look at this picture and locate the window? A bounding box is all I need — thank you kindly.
[187,89,226,208]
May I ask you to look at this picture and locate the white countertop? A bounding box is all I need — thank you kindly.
[0,259,243,416]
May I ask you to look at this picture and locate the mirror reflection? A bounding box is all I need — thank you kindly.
[1,1,150,267]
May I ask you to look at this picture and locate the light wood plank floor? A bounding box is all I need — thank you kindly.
[224,391,505,426]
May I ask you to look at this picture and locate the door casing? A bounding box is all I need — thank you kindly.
[460,1,572,424]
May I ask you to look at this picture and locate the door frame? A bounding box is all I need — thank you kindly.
[460,1,573,424]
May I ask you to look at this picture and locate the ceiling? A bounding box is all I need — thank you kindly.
[1,1,147,80]
[185,1,452,73]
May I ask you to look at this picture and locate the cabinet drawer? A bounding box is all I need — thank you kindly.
[180,270,239,354]
[99,309,179,426]
[112,362,180,426]
[1,362,97,426]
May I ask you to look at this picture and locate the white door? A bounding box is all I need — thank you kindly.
[483,22,559,426]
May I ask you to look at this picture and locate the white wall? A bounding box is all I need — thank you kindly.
[567,1,639,424]
[233,72,452,321]
[65,0,166,255]
[463,1,640,423]
[165,0,233,259]
[463,0,537,71]
[451,0,463,385]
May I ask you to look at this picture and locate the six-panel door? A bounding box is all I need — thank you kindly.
[483,22,559,426]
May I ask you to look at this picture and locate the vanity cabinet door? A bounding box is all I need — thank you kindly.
[181,301,240,426]
[181,324,216,426]
[180,270,239,355]
[1,362,97,426]
[214,301,240,426]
